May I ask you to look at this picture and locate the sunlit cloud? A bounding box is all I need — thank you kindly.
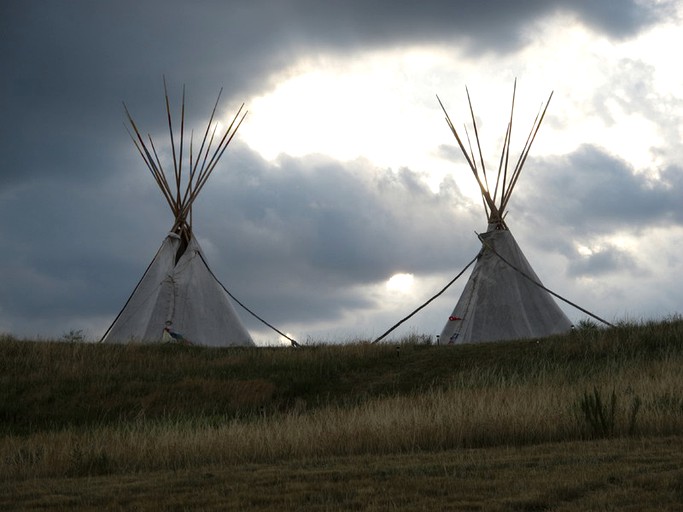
[386,273,415,293]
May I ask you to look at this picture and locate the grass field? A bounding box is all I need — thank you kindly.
[1,318,683,510]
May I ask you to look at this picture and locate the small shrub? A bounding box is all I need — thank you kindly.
[577,388,641,438]
[579,387,617,438]
[61,329,85,343]
[576,319,600,331]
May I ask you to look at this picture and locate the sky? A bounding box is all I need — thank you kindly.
[1,0,682,345]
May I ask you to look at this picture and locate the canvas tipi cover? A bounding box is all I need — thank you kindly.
[438,83,572,344]
[440,227,572,344]
[103,233,253,346]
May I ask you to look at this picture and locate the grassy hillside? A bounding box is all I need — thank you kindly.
[2,318,682,436]
[2,318,683,510]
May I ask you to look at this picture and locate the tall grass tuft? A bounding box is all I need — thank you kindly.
[579,387,618,438]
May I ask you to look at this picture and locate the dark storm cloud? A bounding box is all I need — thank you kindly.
[1,0,666,186]
[285,0,667,50]
[566,244,641,278]
[521,145,682,236]
[188,146,479,328]
[501,145,682,287]
[0,170,167,327]
[0,139,480,335]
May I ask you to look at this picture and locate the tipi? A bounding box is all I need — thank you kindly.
[439,83,572,344]
[101,82,254,347]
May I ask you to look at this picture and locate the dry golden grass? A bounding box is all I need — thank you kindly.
[2,352,682,481]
